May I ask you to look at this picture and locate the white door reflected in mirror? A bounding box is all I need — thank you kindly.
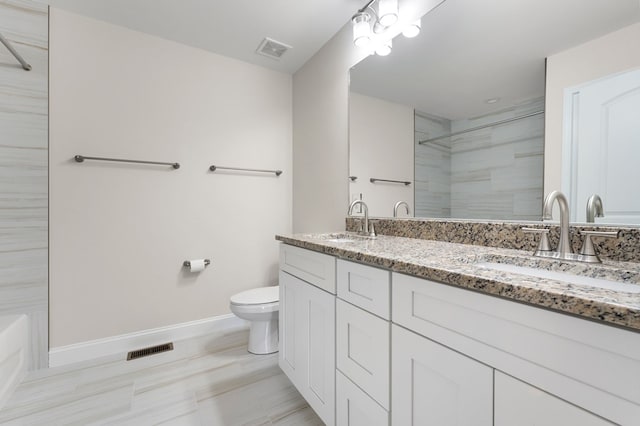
[562,68,640,224]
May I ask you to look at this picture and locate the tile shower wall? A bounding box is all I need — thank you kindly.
[415,99,544,220]
[0,1,48,369]
[415,112,451,217]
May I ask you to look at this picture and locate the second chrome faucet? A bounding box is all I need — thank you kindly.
[524,190,618,263]
[393,201,410,218]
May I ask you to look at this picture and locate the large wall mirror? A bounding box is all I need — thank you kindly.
[349,0,640,224]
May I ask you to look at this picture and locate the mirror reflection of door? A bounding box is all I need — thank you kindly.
[563,68,640,223]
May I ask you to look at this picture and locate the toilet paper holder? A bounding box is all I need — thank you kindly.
[183,259,211,268]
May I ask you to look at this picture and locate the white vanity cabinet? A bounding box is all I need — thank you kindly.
[279,244,336,426]
[336,259,391,426]
[278,242,640,426]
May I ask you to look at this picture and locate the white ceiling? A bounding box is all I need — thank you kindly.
[350,0,640,120]
[43,0,364,74]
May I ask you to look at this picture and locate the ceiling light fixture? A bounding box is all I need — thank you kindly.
[402,18,421,38]
[352,0,420,56]
[375,39,392,56]
[377,0,399,27]
[352,12,372,47]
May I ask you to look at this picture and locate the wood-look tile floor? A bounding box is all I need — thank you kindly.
[0,329,323,426]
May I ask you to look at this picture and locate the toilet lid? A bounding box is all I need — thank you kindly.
[231,286,279,305]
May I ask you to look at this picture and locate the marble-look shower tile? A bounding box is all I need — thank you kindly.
[0,0,49,371]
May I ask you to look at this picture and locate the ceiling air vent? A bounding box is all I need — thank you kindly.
[126,342,174,361]
[256,37,292,60]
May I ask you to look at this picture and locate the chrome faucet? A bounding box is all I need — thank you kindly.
[586,194,604,223]
[348,199,375,237]
[393,201,410,218]
[542,190,573,257]
[531,191,619,263]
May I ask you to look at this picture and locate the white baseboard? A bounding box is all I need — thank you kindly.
[49,314,248,368]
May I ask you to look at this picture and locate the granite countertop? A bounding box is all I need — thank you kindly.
[276,232,640,332]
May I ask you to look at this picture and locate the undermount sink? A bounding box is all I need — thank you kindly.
[475,257,640,294]
[319,233,370,243]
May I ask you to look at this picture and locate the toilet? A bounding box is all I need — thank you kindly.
[229,286,279,355]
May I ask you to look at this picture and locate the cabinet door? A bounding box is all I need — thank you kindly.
[279,271,306,387]
[391,325,493,426]
[279,271,336,426]
[336,299,390,409]
[336,371,389,426]
[495,371,615,426]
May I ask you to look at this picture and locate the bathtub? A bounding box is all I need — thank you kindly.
[0,315,28,410]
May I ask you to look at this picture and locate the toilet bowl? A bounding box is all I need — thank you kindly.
[230,286,279,355]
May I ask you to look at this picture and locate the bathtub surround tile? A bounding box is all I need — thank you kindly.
[0,330,321,425]
[0,0,49,370]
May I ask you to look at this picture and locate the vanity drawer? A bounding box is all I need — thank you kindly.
[279,244,336,294]
[337,259,390,319]
[336,298,390,410]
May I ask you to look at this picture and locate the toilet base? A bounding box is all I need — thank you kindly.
[248,318,279,355]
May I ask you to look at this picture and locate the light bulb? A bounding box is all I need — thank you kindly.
[377,0,398,27]
[352,13,371,47]
[402,18,421,38]
[375,39,392,56]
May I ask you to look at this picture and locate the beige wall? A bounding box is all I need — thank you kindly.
[292,24,363,233]
[49,9,292,347]
[292,0,444,233]
[349,92,414,217]
[545,22,640,194]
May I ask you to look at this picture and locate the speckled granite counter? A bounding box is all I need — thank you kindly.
[276,232,640,332]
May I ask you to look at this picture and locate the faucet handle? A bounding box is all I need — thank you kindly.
[579,230,620,262]
[522,227,552,255]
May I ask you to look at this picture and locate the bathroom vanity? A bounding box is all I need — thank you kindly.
[276,232,640,426]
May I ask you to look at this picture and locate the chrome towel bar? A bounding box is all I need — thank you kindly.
[0,32,31,71]
[75,155,180,169]
[209,165,282,176]
[370,178,411,186]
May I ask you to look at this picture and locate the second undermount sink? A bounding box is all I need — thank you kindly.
[475,258,640,294]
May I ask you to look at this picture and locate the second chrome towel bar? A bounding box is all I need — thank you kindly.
[370,178,411,186]
[209,165,282,176]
